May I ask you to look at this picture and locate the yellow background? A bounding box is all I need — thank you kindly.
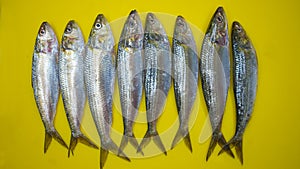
[1,0,300,169]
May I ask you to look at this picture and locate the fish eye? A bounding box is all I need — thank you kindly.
[177,20,184,27]
[216,15,223,23]
[95,22,102,29]
[39,29,45,36]
[129,21,135,27]
[149,19,155,24]
[65,26,72,33]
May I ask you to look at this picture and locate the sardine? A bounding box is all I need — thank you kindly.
[59,20,98,157]
[199,7,234,160]
[117,10,144,154]
[218,21,258,164]
[85,14,130,169]
[171,16,198,153]
[32,22,68,153]
[137,13,171,155]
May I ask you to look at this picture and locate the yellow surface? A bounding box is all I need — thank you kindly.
[1,0,300,168]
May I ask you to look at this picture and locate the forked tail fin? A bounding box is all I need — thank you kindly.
[119,133,143,155]
[171,128,192,153]
[68,133,99,157]
[206,131,234,161]
[137,130,167,156]
[218,137,243,164]
[44,129,68,153]
[100,138,131,169]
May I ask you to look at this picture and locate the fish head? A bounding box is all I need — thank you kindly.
[34,22,58,54]
[145,13,166,36]
[62,20,84,50]
[37,22,56,41]
[120,10,143,48]
[144,12,169,47]
[209,7,228,46]
[88,14,114,50]
[232,21,252,49]
[174,16,196,50]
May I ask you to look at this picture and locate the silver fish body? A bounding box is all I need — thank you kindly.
[117,10,144,154]
[32,22,68,153]
[137,13,171,155]
[199,7,234,160]
[59,20,98,157]
[85,14,129,169]
[171,16,198,153]
[219,21,258,164]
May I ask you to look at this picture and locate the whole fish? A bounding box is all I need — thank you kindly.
[137,13,171,155]
[32,22,68,153]
[117,10,144,154]
[85,14,130,169]
[171,16,198,153]
[59,20,98,157]
[218,21,258,164]
[199,7,234,160]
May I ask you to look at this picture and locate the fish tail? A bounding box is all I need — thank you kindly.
[235,138,243,164]
[218,137,243,164]
[128,134,140,153]
[206,131,234,161]
[136,131,151,155]
[171,128,192,153]
[153,133,167,156]
[137,130,167,156]
[44,129,68,153]
[183,132,192,153]
[100,147,109,169]
[68,133,99,157]
[118,135,129,156]
[217,133,235,158]
[119,133,142,155]
[206,132,219,161]
[99,140,131,169]
[101,138,131,168]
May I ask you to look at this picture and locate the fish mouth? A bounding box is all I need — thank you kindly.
[146,12,155,21]
[96,14,105,20]
[96,14,107,25]
[129,10,140,22]
[176,15,185,23]
[176,15,185,26]
[232,21,242,30]
[67,20,75,26]
[177,15,184,19]
[130,9,137,15]
[146,13,156,26]
[216,6,224,13]
[175,16,187,34]
[41,21,49,28]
